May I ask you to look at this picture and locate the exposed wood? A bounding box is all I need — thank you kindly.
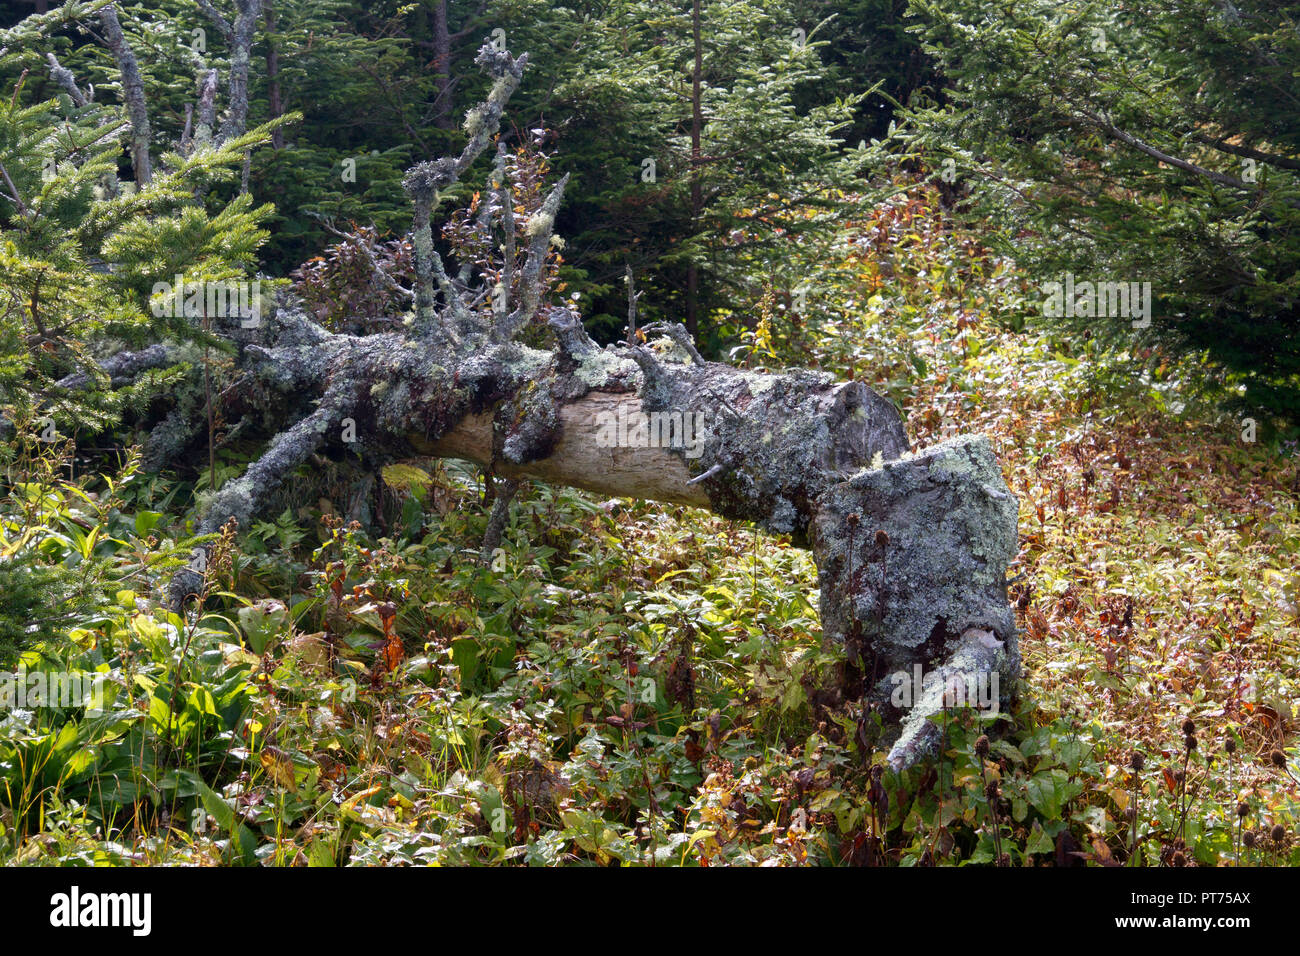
[415,393,709,507]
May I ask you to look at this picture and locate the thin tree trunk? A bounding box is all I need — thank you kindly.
[432,0,454,131]
[686,0,704,337]
[264,0,284,149]
[99,7,152,187]
[219,0,263,145]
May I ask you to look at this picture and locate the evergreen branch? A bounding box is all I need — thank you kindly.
[0,0,115,55]
[1075,106,1300,210]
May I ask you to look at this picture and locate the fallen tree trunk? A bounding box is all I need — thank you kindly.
[148,42,1019,769]
[425,359,1020,770]
[169,303,1019,767]
[421,344,1022,772]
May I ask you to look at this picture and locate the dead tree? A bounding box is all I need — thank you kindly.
[59,22,1020,769]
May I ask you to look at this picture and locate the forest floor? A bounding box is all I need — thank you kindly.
[3,185,1298,866]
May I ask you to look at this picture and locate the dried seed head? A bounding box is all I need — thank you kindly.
[1172,850,1186,867]
[985,781,1000,802]
[975,735,990,758]
[1272,824,1286,844]
[1181,717,1196,735]
[1185,734,1197,752]
[1225,737,1237,755]
[1243,831,1256,849]
[1129,751,1146,772]
[875,529,889,547]
[1237,802,1249,819]
[1271,750,1288,769]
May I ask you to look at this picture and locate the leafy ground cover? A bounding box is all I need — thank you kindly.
[2,183,1297,866]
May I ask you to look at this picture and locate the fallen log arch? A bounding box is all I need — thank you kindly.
[166,298,1020,768]
[126,42,1021,770]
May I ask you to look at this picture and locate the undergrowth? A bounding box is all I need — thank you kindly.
[2,183,1297,866]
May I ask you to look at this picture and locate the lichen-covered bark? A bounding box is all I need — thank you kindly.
[198,307,909,541]
[812,434,1020,766]
[622,345,909,543]
[194,0,262,145]
[99,6,152,186]
[56,343,176,391]
[138,38,1020,770]
[222,0,263,143]
[188,69,219,153]
[46,52,89,107]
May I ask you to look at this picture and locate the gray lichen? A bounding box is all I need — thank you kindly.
[811,433,1020,766]
[617,338,910,545]
[148,38,1021,777]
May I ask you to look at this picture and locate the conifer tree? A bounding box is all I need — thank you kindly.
[895,0,1300,430]
[0,1,284,456]
[490,0,867,344]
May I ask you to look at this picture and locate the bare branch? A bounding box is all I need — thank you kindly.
[1193,134,1300,173]
[499,172,569,340]
[310,215,414,301]
[46,52,89,107]
[404,42,529,340]
[99,4,152,186]
[1076,107,1300,209]
[479,477,521,564]
[625,264,640,346]
[194,0,233,39]
[0,161,32,217]
[641,321,705,365]
[687,462,728,485]
[459,145,505,288]
[546,304,597,359]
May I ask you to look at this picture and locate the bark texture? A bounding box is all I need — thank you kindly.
[813,434,1019,767]
[69,37,1021,769]
[98,6,151,186]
